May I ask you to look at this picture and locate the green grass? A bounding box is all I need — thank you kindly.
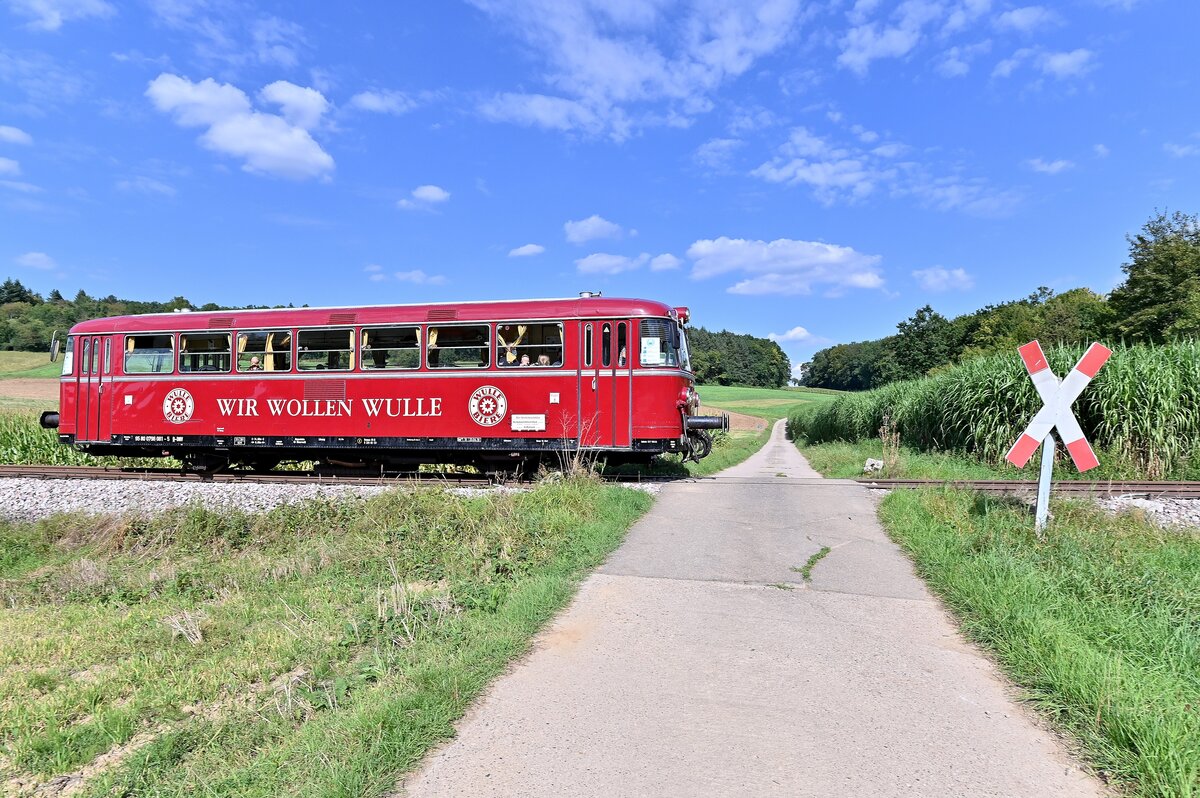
[792,546,831,581]
[0,480,651,796]
[697,384,839,421]
[0,351,61,379]
[800,439,1036,480]
[880,489,1200,797]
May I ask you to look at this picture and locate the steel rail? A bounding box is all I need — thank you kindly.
[1,466,1199,496]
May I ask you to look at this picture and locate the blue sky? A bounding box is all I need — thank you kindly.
[2,0,1197,375]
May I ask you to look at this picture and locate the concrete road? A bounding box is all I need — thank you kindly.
[400,421,1105,797]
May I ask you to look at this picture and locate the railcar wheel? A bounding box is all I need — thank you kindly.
[180,454,230,474]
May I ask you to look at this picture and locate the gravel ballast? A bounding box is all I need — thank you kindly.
[1097,495,1200,531]
[0,477,659,523]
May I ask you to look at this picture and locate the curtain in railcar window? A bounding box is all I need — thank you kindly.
[427,325,490,368]
[179,332,232,373]
[237,330,292,372]
[124,335,174,374]
[498,322,562,367]
[362,327,421,369]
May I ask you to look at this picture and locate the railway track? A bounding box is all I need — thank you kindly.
[1,465,1198,497]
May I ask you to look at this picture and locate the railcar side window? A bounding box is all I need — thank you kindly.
[362,327,421,369]
[124,335,174,374]
[638,319,680,367]
[237,330,292,372]
[601,323,611,367]
[617,322,627,367]
[81,339,90,375]
[427,325,490,369]
[179,332,232,373]
[584,324,593,367]
[61,336,74,376]
[298,328,354,371]
[497,322,563,366]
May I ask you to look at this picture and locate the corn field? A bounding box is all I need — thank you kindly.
[788,342,1200,479]
[0,412,160,467]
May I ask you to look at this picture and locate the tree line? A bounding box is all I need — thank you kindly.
[802,209,1200,391]
[0,283,794,388]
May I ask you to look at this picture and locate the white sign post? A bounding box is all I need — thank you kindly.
[1005,340,1112,532]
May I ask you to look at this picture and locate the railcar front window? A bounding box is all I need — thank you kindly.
[427,325,490,369]
[362,326,421,369]
[638,319,680,367]
[61,336,74,376]
[124,335,174,374]
[297,328,354,371]
[179,332,232,373]
[237,330,292,372]
[497,322,563,367]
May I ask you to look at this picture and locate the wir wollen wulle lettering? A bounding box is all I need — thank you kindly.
[215,397,443,418]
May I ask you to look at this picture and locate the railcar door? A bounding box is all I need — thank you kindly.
[77,335,111,442]
[579,320,632,448]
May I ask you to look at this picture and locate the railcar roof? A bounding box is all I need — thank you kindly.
[68,296,678,334]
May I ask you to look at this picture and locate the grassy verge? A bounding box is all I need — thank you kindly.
[879,489,1200,797]
[797,437,1164,481]
[0,481,651,796]
[0,352,60,380]
[697,384,839,421]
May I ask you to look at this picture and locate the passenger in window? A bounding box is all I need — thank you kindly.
[248,356,263,371]
[618,346,627,366]
[537,354,550,366]
[519,354,531,367]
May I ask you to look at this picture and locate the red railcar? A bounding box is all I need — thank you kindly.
[40,294,727,471]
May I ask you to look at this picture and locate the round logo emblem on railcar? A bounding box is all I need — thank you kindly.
[468,385,507,427]
[162,387,195,424]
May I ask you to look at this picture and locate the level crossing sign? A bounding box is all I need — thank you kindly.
[1006,341,1112,472]
[1005,340,1112,530]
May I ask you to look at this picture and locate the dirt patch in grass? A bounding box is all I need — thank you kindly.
[0,379,59,402]
[698,406,765,432]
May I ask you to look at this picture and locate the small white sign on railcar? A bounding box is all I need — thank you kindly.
[511,414,546,432]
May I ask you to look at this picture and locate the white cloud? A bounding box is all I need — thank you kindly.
[348,90,416,115]
[398,184,450,209]
[0,157,19,176]
[251,16,306,68]
[995,47,1096,80]
[913,266,974,291]
[1041,48,1095,78]
[364,263,383,272]
[394,269,446,285]
[768,326,814,342]
[1,180,42,193]
[575,252,649,275]
[146,73,334,181]
[1164,142,1199,158]
[413,185,449,203]
[15,251,55,269]
[259,81,329,130]
[686,236,884,296]
[994,6,1060,34]
[1093,143,1110,158]
[935,40,991,77]
[364,264,387,282]
[694,137,742,170]
[752,124,1014,215]
[650,253,682,271]
[837,0,983,76]
[564,214,622,244]
[116,176,176,196]
[4,0,114,31]
[469,0,804,139]
[0,125,33,145]
[508,243,545,257]
[1026,157,1074,174]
